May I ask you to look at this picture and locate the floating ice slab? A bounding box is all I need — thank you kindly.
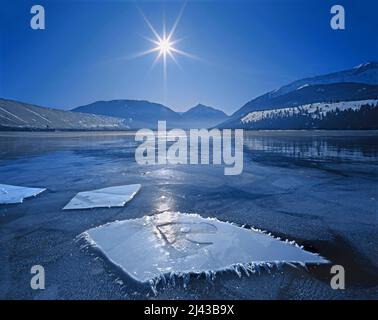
[0,184,46,204]
[82,212,328,283]
[63,184,141,210]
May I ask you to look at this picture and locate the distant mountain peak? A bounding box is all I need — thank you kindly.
[192,103,212,109]
[178,103,229,128]
[185,103,228,116]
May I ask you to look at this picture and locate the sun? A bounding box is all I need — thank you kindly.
[158,37,173,55]
[136,4,196,81]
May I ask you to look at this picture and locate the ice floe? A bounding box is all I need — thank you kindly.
[0,184,46,204]
[63,184,141,210]
[81,211,328,285]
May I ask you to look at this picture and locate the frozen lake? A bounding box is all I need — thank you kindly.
[0,130,377,299]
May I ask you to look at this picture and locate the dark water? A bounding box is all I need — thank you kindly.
[0,131,377,299]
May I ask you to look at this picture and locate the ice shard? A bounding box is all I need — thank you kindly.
[82,211,328,283]
[63,184,141,210]
[0,183,46,204]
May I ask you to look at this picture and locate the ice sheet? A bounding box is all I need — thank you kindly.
[0,184,46,204]
[82,212,328,284]
[63,184,141,210]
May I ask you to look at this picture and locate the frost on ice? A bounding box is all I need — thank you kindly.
[63,184,141,210]
[82,212,328,284]
[0,184,46,204]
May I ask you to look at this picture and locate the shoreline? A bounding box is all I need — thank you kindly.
[0,129,377,138]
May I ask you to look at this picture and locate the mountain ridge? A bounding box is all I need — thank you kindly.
[217,62,378,129]
[230,61,378,120]
[73,100,229,129]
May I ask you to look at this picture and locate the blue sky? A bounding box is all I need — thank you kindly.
[1,0,377,114]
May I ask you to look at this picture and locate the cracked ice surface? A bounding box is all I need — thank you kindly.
[0,184,46,204]
[63,184,141,210]
[83,211,328,283]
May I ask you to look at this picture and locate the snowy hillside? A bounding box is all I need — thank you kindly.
[237,99,378,130]
[232,81,378,120]
[241,99,378,123]
[0,98,128,130]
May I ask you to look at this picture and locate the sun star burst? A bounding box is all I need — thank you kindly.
[136,4,195,82]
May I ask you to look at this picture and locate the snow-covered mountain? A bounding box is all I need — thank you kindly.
[247,82,378,111]
[180,104,229,128]
[218,62,378,129]
[0,98,128,130]
[258,61,378,101]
